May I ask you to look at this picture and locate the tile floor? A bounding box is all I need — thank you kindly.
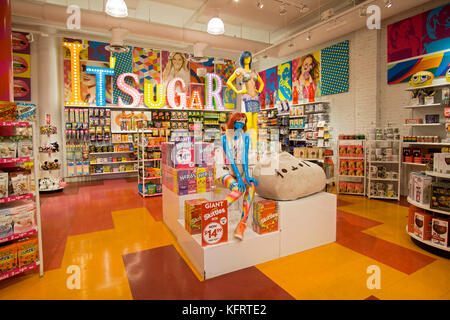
[0,178,448,300]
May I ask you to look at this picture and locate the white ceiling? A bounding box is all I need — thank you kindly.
[12,0,434,59]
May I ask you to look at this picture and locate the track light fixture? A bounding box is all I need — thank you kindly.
[257,1,264,9]
[384,0,392,8]
[306,32,311,41]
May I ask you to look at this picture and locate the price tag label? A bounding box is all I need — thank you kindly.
[201,200,228,247]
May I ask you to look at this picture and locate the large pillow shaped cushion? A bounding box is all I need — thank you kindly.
[252,152,326,201]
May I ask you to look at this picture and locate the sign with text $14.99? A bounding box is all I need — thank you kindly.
[201,200,228,246]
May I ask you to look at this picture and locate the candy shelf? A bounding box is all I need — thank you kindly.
[402,162,427,166]
[0,228,37,244]
[90,160,138,165]
[407,197,450,216]
[0,121,30,127]
[405,82,450,91]
[90,170,138,176]
[367,139,402,200]
[0,157,31,164]
[403,103,441,109]
[406,227,450,253]
[403,142,450,146]
[425,171,450,179]
[0,193,34,204]
[0,121,43,279]
[0,261,40,282]
[404,123,443,127]
[137,124,166,198]
[337,139,366,197]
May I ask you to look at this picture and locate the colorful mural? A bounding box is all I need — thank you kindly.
[278,61,292,101]
[321,41,349,95]
[388,3,450,63]
[12,31,31,101]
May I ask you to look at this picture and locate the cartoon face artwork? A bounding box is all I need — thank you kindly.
[252,152,326,200]
[446,67,450,82]
[409,71,434,87]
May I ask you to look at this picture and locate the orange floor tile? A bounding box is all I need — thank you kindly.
[0,179,448,300]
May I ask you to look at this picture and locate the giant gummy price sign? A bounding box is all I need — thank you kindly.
[201,200,228,246]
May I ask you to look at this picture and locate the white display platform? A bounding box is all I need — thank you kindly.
[163,186,336,279]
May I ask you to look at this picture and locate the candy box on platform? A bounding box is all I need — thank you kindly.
[201,200,228,247]
[185,198,208,235]
[410,172,432,204]
[194,142,214,167]
[161,142,174,167]
[414,211,432,241]
[196,166,214,193]
[252,200,279,234]
[177,169,197,195]
[408,206,424,233]
[172,136,195,169]
[431,217,449,247]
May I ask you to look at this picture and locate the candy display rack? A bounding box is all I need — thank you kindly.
[39,115,64,192]
[0,121,44,280]
[137,122,168,197]
[337,137,366,196]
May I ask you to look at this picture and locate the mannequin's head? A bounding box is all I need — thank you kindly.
[227,112,247,132]
[239,51,252,69]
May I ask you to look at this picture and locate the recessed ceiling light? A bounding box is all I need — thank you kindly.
[384,0,392,8]
[257,1,264,9]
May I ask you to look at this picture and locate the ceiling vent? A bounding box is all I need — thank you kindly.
[105,27,129,53]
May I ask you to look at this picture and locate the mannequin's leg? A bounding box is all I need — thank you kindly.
[234,181,256,240]
[216,174,244,206]
[245,112,258,150]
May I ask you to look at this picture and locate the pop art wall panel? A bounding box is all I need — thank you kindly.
[223,86,236,110]
[133,47,161,93]
[321,40,349,96]
[387,3,450,63]
[278,61,292,101]
[12,31,31,101]
[215,59,235,85]
[112,47,134,105]
[265,66,278,108]
[258,70,267,109]
[88,41,110,62]
[190,58,214,84]
[387,50,450,84]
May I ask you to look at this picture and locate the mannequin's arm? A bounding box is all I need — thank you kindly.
[243,134,258,186]
[222,135,246,192]
[226,72,247,95]
[257,74,265,94]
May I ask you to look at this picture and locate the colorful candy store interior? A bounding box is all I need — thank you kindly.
[0,0,448,302]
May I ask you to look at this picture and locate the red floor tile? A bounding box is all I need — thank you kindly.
[336,210,436,275]
[123,245,295,300]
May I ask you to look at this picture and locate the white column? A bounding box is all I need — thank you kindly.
[37,28,64,180]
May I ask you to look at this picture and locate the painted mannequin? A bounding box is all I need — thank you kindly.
[215,113,258,240]
[226,51,264,149]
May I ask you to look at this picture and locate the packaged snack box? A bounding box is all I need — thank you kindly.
[414,211,432,241]
[16,236,38,267]
[172,136,195,169]
[0,209,12,238]
[185,198,208,235]
[431,217,449,247]
[196,168,207,194]
[252,200,278,235]
[177,169,196,195]
[194,142,214,167]
[201,200,228,247]
[408,205,423,233]
[0,243,17,273]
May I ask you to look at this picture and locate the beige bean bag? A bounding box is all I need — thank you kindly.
[252,152,326,201]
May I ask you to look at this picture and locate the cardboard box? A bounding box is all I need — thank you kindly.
[16,236,38,267]
[0,243,17,273]
[430,182,450,212]
[433,153,450,174]
[252,200,279,234]
[185,198,208,235]
[194,142,214,167]
[414,211,432,241]
[196,168,207,194]
[408,205,423,233]
[431,217,449,247]
[412,173,432,204]
[172,136,195,169]
[201,200,228,247]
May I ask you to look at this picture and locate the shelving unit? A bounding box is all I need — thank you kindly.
[337,139,366,196]
[0,121,43,280]
[39,116,64,192]
[366,139,402,200]
[137,126,167,198]
[406,169,450,256]
[402,82,449,197]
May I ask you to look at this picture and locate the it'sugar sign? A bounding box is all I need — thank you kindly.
[66,265,81,290]
[366,5,381,30]
[366,265,381,289]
